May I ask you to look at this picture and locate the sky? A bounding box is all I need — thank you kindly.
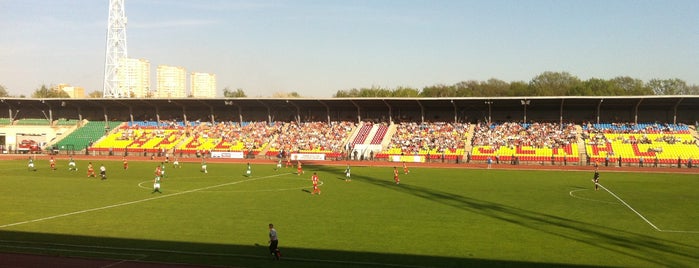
[1,0,697,98]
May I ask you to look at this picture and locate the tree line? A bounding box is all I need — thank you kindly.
[2,71,697,98]
[333,72,699,97]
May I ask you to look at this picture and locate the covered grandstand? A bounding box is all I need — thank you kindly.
[0,96,697,167]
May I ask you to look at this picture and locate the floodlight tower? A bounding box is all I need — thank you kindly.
[102,0,128,98]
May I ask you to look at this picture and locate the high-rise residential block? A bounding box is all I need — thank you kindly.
[118,58,151,98]
[54,84,85,98]
[156,65,187,98]
[190,72,217,98]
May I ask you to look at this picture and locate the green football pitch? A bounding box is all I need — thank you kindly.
[0,159,698,267]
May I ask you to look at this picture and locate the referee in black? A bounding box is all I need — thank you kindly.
[268,223,280,260]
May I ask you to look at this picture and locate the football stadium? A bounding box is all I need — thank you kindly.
[1,96,698,267]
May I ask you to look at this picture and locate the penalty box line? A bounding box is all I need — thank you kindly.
[0,173,292,229]
[597,183,699,234]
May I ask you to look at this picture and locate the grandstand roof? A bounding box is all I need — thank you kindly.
[2,95,697,109]
[1,96,698,123]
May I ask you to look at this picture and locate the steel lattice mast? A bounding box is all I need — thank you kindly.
[102,0,128,98]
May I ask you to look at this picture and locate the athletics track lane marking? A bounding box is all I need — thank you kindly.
[596,183,699,234]
[0,173,293,229]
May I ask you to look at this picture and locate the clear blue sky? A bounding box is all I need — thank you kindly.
[1,0,697,97]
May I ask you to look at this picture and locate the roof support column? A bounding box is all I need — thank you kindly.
[103,106,109,128]
[450,100,458,123]
[673,98,683,125]
[559,99,565,125]
[41,100,53,123]
[287,100,301,124]
[382,99,392,123]
[318,100,331,124]
[596,99,603,124]
[256,101,271,124]
[224,100,242,125]
[634,99,643,124]
[350,100,361,123]
[484,100,492,125]
[77,106,83,126]
[155,106,161,126]
[3,100,13,121]
[415,100,424,123]
[209,106,215,124]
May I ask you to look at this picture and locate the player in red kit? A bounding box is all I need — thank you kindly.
[297,161,304,176]
[311,172,321,195]
[155,165,162,178]
[49,157,56,171]
[123,157,129,170]
[393,167,400,184]
[87,162,96,177]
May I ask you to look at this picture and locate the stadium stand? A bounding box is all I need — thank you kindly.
[0,118,12,126]
[266,121,354,158]
[16,118,51,126]
[56,121,123,151]
[470,122,581,163]
[377,122,468,161]
[583,123,699,166]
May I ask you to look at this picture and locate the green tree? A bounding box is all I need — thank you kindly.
[421,84,456,97]
[453,81,478,97]
[610,76,652,95]
[391,86,420,97]
[0,84,9,97]
[530,71,581,96]
[31,84,70,98]
[687,84,699,95]
[271,91,302,98]
[480,78,510,97]
[647,78,689,95]
[87,90,103,98]
[507,81,535,96]
[333,88,360,97]
[223,87,247,97]
[570,78,617,96]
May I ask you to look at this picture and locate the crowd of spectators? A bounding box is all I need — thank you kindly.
[268,121,355,153]
[471,122,578,149]
[386,122,469,155]
[582,122,697,146]
[582,122,689,134]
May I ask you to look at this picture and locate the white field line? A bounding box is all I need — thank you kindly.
[136,176,322,193]
[568,189,619,205]
[0,240,434,268]
[0,173,292,228]
[597,183,699,234]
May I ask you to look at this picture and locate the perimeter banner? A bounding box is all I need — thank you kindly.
[390,155,425,163]
[291,153,326,161]
[210,151,245,159]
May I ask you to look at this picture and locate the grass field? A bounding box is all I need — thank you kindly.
[1,159,698,267]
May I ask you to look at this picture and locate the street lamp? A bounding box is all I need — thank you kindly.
[520,99,530,123]
[484,101,493,125]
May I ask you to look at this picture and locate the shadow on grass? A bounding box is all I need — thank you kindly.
[0,230,605,268]
[318,166,699,268]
